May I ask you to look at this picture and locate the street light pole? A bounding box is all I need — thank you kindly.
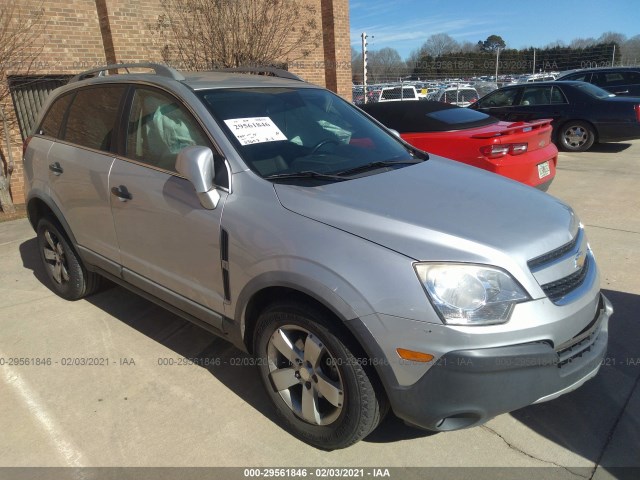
[361,32,368,104]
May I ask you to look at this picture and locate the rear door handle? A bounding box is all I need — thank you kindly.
[111,185,132,201]
[48,162,63,175]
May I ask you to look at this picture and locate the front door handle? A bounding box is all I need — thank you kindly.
[48,162,63,175]
[614,90,629,95]
[110,185,132,201]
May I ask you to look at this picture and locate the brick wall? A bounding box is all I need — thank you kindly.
[0,0,351,207]
[285,0,351,99]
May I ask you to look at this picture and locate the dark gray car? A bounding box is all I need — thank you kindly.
[556,66,640,96]
[23,63,612,449]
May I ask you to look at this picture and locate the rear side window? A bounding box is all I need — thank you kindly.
[594,72,626,87]
[62,85,126,152]
[624,71,640,83]
[38,93,74,138]
[520,86,553,105]
[479,88,519,107]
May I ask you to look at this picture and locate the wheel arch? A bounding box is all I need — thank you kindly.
[26,192,79,247]
[239,281,391,420]
[237,272,367,353]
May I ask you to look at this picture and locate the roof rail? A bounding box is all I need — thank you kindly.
[213,66,304,82]
[69,62,185,83]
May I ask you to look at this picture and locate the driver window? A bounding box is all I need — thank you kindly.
[126,88,229,188]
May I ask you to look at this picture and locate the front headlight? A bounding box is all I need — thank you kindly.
[414,263,530,325]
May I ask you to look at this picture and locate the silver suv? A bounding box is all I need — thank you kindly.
[23,63,612,450]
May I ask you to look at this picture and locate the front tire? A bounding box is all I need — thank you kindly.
[558,121,595,152]
[36,217,100,300]
[254,301,385,449]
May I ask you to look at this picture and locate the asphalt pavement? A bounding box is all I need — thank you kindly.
[1,140,639,479]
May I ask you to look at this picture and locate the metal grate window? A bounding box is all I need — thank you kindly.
[8,75,72,140]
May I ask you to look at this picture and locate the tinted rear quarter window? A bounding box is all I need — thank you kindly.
[62,85,126,151]
[624,71,640,83]
[39,93,74,138]
[551,86,568,104]
[595,72,626,87]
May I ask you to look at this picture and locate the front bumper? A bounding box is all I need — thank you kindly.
[363,293,612,431]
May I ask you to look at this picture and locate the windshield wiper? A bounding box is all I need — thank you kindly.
[263,171,348,182]
[334,159,423,177]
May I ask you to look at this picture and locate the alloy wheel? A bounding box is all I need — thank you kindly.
[42,229,70,285]
[266,325,345,426]
[563,125,588,148]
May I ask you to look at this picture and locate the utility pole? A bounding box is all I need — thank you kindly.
[612,45,616,67]
[532,49,536,75]
[495,47,500,81]
[361,32,368,104]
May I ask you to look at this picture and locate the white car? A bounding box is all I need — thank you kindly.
[430,86,479,107]
[378,86,419,102]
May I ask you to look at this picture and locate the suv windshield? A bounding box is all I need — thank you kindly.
[198,87,424,182]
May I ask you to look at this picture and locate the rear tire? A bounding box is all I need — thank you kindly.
[254,301,385,449]
[36,217,100,300]
[558,121,595,152]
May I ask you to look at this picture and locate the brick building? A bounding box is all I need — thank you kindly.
[0,0,351,206]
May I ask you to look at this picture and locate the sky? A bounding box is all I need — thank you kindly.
[349,0,639,59]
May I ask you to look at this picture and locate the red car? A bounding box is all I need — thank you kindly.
[360,101,557,190]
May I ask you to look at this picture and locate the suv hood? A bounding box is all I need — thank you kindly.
[274,157,577,266]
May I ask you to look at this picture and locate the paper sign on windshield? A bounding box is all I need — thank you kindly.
[224,117,287,146]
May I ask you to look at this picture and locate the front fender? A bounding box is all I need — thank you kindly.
[232,259,377,340]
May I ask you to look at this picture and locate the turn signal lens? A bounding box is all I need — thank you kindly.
[396,348,434,363]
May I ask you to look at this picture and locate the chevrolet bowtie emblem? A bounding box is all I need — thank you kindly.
[574,250,587,271]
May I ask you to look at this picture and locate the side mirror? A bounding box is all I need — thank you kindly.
[176,146,221,210]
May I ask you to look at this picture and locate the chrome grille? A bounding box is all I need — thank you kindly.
[540,255,590,303]
[528,234,579,270]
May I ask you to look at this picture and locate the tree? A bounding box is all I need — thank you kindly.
[622,35,640,65]
[544,39,566,49]
[154,0,320,70]
[421,33,459,58]
[458,41,478,53]
[405,46,426,72]
[478,34,506,52]
[351,46,363,84]
[570,37,597,49]
[598,31,627,47]
[367,47,407,83]
[0,2,44,214]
